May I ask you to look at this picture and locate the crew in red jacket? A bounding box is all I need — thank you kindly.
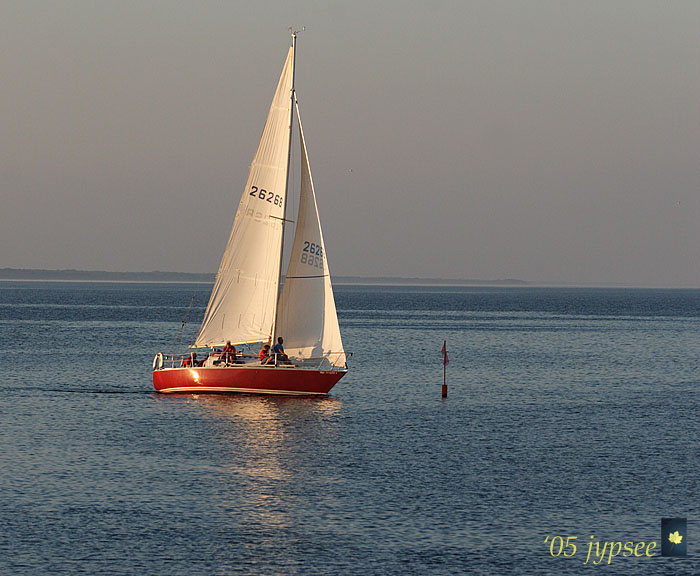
[181,353,196,367]
[222,341,237,364]
[260,343,272,365]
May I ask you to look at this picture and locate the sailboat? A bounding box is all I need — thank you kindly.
[153,33,348,395]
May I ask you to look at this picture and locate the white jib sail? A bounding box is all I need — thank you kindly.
[194,47,294,348]
[275,99,346,367]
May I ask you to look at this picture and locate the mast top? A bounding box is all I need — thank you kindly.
[290,26,306,40]
[288,27,304,94]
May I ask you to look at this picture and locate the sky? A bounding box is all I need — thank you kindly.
[1,0,699,287]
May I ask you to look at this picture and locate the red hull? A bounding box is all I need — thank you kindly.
[153,365,346,395]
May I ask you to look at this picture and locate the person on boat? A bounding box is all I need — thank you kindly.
[272,337,290,363]
[222,341,237,364]
[181,353,196,367]
[260,343,272,365]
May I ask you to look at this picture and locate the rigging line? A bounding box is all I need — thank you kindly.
[171,293,196,358]
[285,274,329,279]
[281,110,298,339]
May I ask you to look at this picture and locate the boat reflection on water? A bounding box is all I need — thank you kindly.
[152,393,344,530]
[184,392,342,423]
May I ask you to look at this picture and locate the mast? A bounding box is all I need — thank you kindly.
[270,30,299,343]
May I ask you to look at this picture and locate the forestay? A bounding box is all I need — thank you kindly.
[275,99,346,367]
[194,48,294,348]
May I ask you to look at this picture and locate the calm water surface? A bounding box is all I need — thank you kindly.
[1,281,699,574]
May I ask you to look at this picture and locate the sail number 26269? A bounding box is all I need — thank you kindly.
[249,185,283,206]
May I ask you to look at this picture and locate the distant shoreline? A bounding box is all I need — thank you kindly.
[0,268,214,283]
[0,268,526,286]
[334,276,526,286]
[1,269,697,289]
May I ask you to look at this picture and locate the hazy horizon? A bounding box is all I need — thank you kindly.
[2,1,699,288]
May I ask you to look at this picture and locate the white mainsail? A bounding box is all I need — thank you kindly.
[275,99,347,367]
[194,47,294,348]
